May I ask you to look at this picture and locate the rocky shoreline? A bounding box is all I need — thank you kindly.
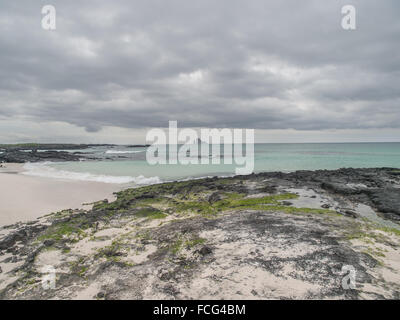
[0,150,84,163]
[0,168,399,299]
[0,144,142,163]
[0,143,114,151]
[0,144,103,163]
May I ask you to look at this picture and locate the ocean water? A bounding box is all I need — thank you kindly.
[22,143,400,185]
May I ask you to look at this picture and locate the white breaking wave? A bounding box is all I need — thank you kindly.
[105,150,144,154]
[22,162,161,185]
[38,149,76,153]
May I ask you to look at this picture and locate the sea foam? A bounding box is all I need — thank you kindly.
[105,150,144,154]
[22,162,161,185]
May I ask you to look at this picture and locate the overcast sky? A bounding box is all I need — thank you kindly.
[0,0,399,143]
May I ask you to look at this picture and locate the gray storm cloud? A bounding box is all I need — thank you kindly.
[0,0,399,136]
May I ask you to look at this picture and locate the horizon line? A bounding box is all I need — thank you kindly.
[1,141,400,146]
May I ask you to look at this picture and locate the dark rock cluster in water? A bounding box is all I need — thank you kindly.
[0,150,82,163]
[0,144,114,163]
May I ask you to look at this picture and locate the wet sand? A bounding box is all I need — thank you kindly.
[0,164,125,226]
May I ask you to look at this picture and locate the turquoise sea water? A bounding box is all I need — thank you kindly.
[23,143,400,185]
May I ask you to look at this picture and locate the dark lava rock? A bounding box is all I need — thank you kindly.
[0,230,28,250]
[208,192,222,204]
[259,185,277,194]
[342,210,359,219]
[321,204,331,209]
[366,188,400,216]
[43,239,55,247]
[158,269,173,281]
[0,224,47,251]
[198,246,213,256]
[0,150,81,163]
[321,182,361,195]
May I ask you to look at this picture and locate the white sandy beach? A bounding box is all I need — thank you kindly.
[0,163,125,226]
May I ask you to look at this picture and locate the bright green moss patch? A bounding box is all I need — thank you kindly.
[214,193,298,209]
[87,181,337,221]
[136,230,152,241]
[92,200,111,211]
[175,201,215,216]
[376,226,400,237]
[38,221,88,242]
[169,236,206,255]
[344,226,392,244]
[185,237,206,248]
[346,231,379,241]
[69,257,88,276]
[214,193,338,215]
[78,266,89,277]
[170,238,184,255]
[46,209,75,219]
[344,221,400,244]
[96,240,124,261]
[114,180,203,200]
[166,192,335,216]
[135,207,167,220]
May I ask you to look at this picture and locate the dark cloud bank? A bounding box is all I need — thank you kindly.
[0,0,399,140]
